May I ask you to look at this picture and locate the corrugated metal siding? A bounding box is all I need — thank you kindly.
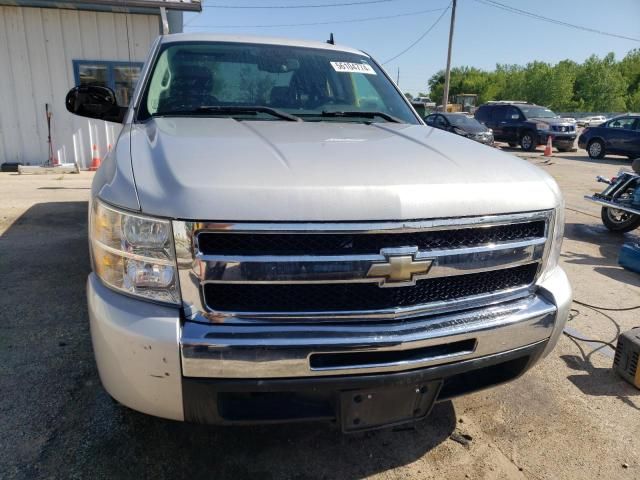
[0,6,159,166]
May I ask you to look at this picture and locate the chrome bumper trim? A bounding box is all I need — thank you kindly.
[184,210,552,234]
[584,195,640,216]
[196,238,546,285]
[180,294,556,378]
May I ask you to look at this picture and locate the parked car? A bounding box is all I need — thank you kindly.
[425,112,494,145]
[578,114,640,159]
[577,115,607,127]
[475,101,576,152]
[64,33,570,431]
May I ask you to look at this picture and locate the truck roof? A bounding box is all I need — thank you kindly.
[160,33,367,56]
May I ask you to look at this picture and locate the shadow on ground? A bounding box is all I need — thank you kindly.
[560,340,640,412]
[561,222,640,287]
[0,202,456,480]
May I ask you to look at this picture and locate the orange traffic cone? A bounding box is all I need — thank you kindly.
[89,143,101,171]
[543,135,553,157]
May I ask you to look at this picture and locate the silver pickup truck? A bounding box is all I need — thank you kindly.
[65,33,571,432]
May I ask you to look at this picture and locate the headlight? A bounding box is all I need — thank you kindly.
[90,199,180,304]
[540,204,565,281]
[536,122,550,131]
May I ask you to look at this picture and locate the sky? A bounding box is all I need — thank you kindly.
[182,0,640,96]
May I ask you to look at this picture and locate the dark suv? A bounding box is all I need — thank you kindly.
[475,102,576,152]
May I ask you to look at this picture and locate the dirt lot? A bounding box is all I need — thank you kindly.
[1,147,639,480]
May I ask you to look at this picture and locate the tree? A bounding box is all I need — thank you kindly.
[493,64,526,102]
[428,67,494,105]
[619,49,640,110]
[423,50,633,112]
[574,53,627,112]
[404,92,414,100]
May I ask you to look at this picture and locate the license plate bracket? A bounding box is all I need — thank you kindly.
[339,380,442,432]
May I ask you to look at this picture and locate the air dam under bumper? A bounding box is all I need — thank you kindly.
[87,267,571,425]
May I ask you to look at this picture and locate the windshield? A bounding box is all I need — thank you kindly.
[138,42,418,124]
[445,115,481,127]
[519,106,557,119]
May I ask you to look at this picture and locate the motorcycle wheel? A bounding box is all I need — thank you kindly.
[601,207,640,233]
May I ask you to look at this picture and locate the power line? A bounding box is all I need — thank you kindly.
[202,0,403,8]
[188,7,447,29]
[474,0,640,43]
[382,3,451,65]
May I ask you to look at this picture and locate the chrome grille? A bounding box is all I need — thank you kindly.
[196,221,545,256]
[173,211,552,323]
[203,264,538,313]
[551,125,575,133]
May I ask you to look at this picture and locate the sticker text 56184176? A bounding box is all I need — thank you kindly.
[330,61,376,75]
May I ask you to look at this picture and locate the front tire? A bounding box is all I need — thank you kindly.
[601,207,640,233]
[587,139,605,159]
[519,131,536,151]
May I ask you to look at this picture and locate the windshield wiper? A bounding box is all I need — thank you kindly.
[196,105,302,122]
[319,111,403,123]
[152,105,301,121]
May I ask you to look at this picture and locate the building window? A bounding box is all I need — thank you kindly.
[73,60,144,106]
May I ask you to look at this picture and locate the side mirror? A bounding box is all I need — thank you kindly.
[65,85,126,123]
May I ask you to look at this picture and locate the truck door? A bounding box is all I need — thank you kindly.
[488,106,508,141]
[502,106,524,143]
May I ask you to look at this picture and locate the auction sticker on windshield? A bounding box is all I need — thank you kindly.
[330,61,376,75]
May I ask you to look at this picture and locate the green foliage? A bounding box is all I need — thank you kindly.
[426,50,640,112]
[619,49,640,110]
[574,53,626,111]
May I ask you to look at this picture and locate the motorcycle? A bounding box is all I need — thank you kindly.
[585,159,640,233]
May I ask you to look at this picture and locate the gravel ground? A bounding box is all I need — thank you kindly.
[0,147,639,479]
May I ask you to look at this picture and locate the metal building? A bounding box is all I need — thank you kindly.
[0,0,201,168]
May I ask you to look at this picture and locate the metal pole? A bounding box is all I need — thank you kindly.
[396,67,400,86]
[46,103,54,166]
[160,6,169,34]
[441,0,457,112]
[73,133,79,165]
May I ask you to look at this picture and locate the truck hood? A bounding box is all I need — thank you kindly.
[125,118,560,221]
[529,117,572,126]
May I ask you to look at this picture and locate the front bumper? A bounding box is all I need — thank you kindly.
[578,135,587,150]
[539,132,576,148]
[87,266,572,424]
[468,133,494,146]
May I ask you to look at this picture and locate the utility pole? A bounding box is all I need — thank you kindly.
[396,67,400,86]
[441,0,457,112]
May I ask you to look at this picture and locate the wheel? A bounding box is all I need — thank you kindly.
[601,207,640,233]
[519,131,536,151]
[587,139,605,159]
[508,142,518,148]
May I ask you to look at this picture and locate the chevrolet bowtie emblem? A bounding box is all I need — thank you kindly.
[367,249,433,287]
